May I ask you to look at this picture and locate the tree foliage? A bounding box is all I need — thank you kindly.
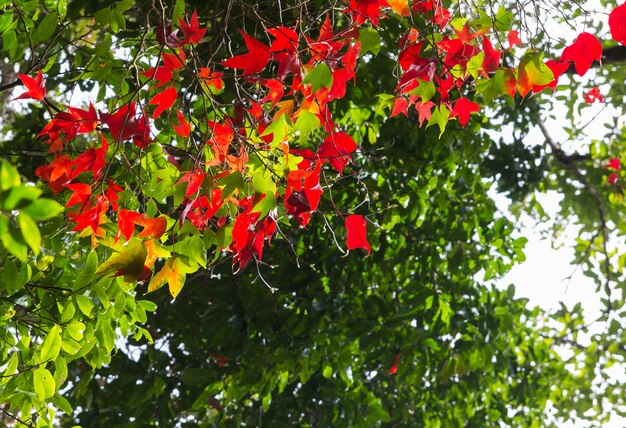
[2,0,626,426]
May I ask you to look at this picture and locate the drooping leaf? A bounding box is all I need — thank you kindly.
[172,109,191,138]
[559,32,602,77]
[345,214,370,255]
[450,97,480,127]
[96,240,148,282]
[610,3,626,45]
[148,87,177,119]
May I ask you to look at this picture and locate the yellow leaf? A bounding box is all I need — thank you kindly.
[389,0,410,16]
[96,239,147,282]
[148,256,198,299]
[144,238,171,268]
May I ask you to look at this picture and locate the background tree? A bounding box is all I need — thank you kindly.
[1,0,626,427]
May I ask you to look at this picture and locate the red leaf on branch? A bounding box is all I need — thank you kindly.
[608,173,619,185]
[450,97,480,127]
[15,70,46,100]
[179,10,207,45]
[116,209,143,242]
[268,27,299,53]
[481,37,501,74]
[65,183,92,208]
[198,68,224,90]
[508,30,522,49]
[260,79,285,106]
[177,170,205,198]
[584,87,604,104]
[141,66,173,88]
[608,157,621,171]
[172,110,191,138]
[415,100,435,126]
[136,216,167,239]
[390,97,409,118]
[345,214,370,255]
[389,352,402,374]
[222,30,271,77]
[560,32,602,77]
[317,132,358,173]
[610,3,626,45]
[348,0,389,26]
[100,102,151,147]
[149,87,177,119]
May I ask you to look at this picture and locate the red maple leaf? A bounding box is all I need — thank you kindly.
[584,87,604,104]
[222,30,271,77]
[415,100,435,126]
[100,102,151,147]
[141,66,173,88]
[116,209,144,242]
[481,37,501,74]
[450,97,480,127]
[65,183,92,208]
[560,32,602,77]
[610,3,626,45]
[135,216,167,239]
[198,68,224,90]
[176,170,205,198]
[268,27,299,53]
[317,132,358,173]
[345,214,370,255]
[172,109,191,138]
[15,70,46,100]
[178,10,207,45]
[390,97,409,118]
[348,0,389,26]
[608,157,621,171]
[148,87,177,119]
[508,30,522,49]
[260,79,285,106]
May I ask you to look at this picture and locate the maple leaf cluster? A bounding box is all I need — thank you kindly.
[19,0,626,298]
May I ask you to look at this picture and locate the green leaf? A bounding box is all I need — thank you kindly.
[21,198,64,221]
[109,8,126,33]
[66,322,85,341]
[75,295,94,317]
[173,236,207,269]
[1,185,42,211]
[0,214,28,261]
[33,12,58,44]
[359,27,381,56]
[18,213,41,255]
[51,395,73,415]
[322,364,332,379]
[40,325,62,362]
[303,63,333,92]
[172,0,186,21]
[252,166,276,195]
[295,110,321,143]
[409,80,436,102]
[0,161,20,191]
[426,105,450,138]
[59,302,75,324]
[33,367,55,401]
[56,0,67,20]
